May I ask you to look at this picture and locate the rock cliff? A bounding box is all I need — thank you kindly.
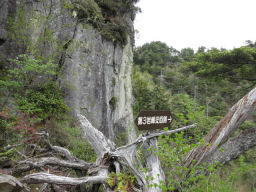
[0,0,136,143]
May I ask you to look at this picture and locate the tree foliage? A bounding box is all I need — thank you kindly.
[133,41,177,77]
[132,41,256,191]
[187,47,256,83]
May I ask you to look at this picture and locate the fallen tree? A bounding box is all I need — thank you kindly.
[1,87,256,192]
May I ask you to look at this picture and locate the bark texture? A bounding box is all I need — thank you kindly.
[184,87,256,170]
[21,172,107,185]
[206,127,256,165]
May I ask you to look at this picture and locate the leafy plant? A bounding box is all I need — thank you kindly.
[0,54,68,121]
[189,47,256,84]
[107,172,136,192]
[73,0,103,25]
[157,132,256,192]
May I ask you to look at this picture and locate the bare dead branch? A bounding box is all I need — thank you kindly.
[77,113,197,190]
[40,132,77,161]
[145,124,197,140]
[20,172,107,185]
[18,157,91,171]
[108,124,197,188]
[4,144,23,151]
[115,124,197,153]
[77,114,115,157]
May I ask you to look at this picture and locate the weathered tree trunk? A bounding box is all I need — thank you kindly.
[205,127,256,165]
[184,86,256,171]
[144,137,165,192]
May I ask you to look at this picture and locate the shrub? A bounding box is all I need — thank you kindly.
[0,54,69,121]
[15,83,70,121]
[73,0,103,25]
[156,132,256,192]
[68,0,139,46]
[107,172,136,192]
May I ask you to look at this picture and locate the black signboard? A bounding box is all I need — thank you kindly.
[135,110,173,130]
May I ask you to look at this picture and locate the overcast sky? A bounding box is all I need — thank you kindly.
[134,0,256,51]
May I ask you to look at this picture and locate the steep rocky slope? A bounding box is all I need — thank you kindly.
[0,0,136,142]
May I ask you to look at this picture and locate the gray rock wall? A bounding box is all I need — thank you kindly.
[0,0,136,143]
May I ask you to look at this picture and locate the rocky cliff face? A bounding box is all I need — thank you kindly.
[0,0,136,143]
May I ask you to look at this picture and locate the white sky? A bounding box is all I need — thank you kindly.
[134,0,256,51]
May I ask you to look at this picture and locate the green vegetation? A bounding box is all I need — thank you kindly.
[1,0,256,190]
[133,41,255,118]
[107,172,136,192]
[0,54,69,122]
[63,0,140,46]
[132,66,218,140]
[0,148,14,157]
[134,41,176,77]
[109,96,118,110]
[186,46,256,83]
[155,132,256,191]
[44,119,97,162]
[133,41,256,191]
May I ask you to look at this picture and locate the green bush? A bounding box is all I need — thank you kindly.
[73,0,103,25]
[0,54,68,121]
[100,22,128,45]
[157,132,256,192]
[67,0,139,46]
[15,83,70,121]
[107,172,136,192]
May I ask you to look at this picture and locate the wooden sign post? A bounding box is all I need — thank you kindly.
[135,110,173,130]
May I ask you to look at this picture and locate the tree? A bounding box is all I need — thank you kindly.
[190,47,256,83]
[132,67,171,116]
[180,47,194,62]
[169,46,180,64]
[245,40,256,48]
[0,54,68,121]
[196,46,206,54]
[133,41,173,77]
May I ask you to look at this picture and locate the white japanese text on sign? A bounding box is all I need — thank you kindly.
[137,116,172,125]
